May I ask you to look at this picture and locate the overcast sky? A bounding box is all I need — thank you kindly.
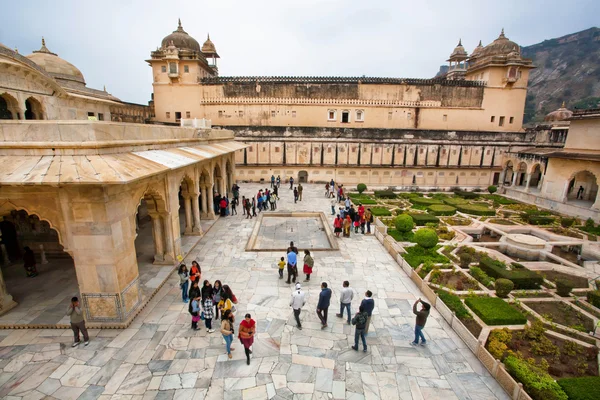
[1,0,598,104]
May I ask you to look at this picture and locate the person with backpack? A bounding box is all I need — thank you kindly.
[361,290,375,334]
[411,298,431,346]
[351,305,368,352]
[190,295,202,330]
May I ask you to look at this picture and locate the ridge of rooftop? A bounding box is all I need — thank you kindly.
[201,76,486,87]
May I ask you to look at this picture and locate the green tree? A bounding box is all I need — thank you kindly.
[414,228,439,249]
[394,214,414,233]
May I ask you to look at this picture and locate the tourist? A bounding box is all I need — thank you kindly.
[278,256,285,279]
[201,279,213,302]
[325,182,330,197]
[245,199,252,219]
[333,214,343,237]
[270,193,277,210]
[338,185,344,202]
[289,176,294,189]
[218,285,237,314]
[290,283,305,330]
[286,247,298,284]
[348,204,356,222]
[411,298,431,346]
[252,197,257,217]
[188,281,201,307]
[257,193,263,212]
[276,175,281,187]
[577,185,584,199]
[190,261,201,284]
[231,198,237,215]
[351,305,368,352]
[203,294,215,333]
[190,295,202,330]
[238,313,256,365]
[213,193,221,214]
[316,282,332,329]
[220,309,235,359]
[343,215,352,237]
[273,184,279,197]
[288,241,299,254]
[339,206,345,219]
[232,184,240,204]
[336,280,353,324]
[298,183,303,201]
[271,175,275,188]
[213,280,223,319]
[360,213,366,234]
[365,208,373,234]
[329,183,335,198]
[67,296,89,347]
[224,197,230,216]
[331,198,336,215]
[358,203,365,218]
[220,197,228,216]
[293,187,298,203]
[178,264,189,303]
[262,192,269,211]
[361,290,375,334]
[303,250,314,282]
[23,246,38,278]
[353,213,361,233]
[242,196,246,215]
[345,197,352,210]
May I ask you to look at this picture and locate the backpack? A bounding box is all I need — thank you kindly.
[352,312,367,329]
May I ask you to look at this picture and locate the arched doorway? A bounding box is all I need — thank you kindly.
[530,164,543,189]
[0,210,76,325]
[567,171,598,204]
[0,93,19,120]
[503,161,514,185]
[178,175,201,235]
[298,170,308,183]
[134,190,172,265]
[517,162,527,186]
[24,97,44,120]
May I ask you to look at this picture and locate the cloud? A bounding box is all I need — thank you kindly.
[0,0,598,103]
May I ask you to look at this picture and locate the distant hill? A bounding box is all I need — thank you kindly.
[522,27,600,125]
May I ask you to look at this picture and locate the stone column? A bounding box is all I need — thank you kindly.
[183,196,193,235]
[39,244,48,264]
[499,170,506,186]
[537,175,544,190]
[592,191,600,210]
[191,193,203,235]
[162,213,175,264]
[200,185,208,219]
[511,171,518,187]
[150,214,165,264]
[524,173,532,192]
[0,244,9,266]
[0,264,17,316]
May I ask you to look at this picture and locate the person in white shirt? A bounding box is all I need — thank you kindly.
[290,283,306,330]
[336,280,354,324]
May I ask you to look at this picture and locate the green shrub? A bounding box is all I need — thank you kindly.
[527,216,556,225]
[558,377,600,400]
[443,196,468,206]
[427,204,457,216]
[495,278,514,298]
[414,228,439,249]
[456,204,496,216]
[410,197,443,206]
[402,245,449,268]
[470,266,494,288]
[437,291,471,319]
[357,183,367,194]
[555,279,573,297]
[394,214,414,232]
[409,213,440,226]
[369,207,392,216]
[560,218,576,228]
[465,297,527,325]
[586,290,600,308]
[585,218,595,229]
[504,355,568,400]
[436,226,455,240]
[388,229,414,242]
[459,253,473,268]
[485,194,518,205]
[453,190,479,199]
[348,193,378,204]
[488,185,497,194]
[479,256,543,289]
[374,190,397,199]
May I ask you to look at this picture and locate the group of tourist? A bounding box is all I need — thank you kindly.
[333,200,373,238]
[212,184,241,217]
[241,186,279,219]
[281,241,314,283]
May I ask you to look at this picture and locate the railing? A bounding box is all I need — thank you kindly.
[200,97,442,107]
[201,76,487,87]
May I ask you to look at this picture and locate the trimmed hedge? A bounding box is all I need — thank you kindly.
[427,204,457,216]
[456,204,496,216]
[464,297,527,325]
[394,214,414,232]
[453,190,479,199]
[587,290,600,308]
[357,183,367,194]
[558,376,600,400]
[374,190,397,199]
[348,193,378,205]
[369,207,392,216]
[442,196,468,206]
[555,279,573,297]
[437,291,471,319]
[414,228,439,248]
[479,256,543,289]
[401,245,449,269]
[388,229,414,242]
[527,216,556,225]
[505,356,568,400]
[410,197,443,206]
[408,213,440,226]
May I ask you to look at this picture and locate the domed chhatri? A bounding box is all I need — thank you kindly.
[450,39,468,59]
[544,102,573,122]
[478,29,521,58]
[161,19,201,52]
[26,38,85,84]
[202,34,217,54]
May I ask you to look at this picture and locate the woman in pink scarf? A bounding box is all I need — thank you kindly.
[238,313,256,365]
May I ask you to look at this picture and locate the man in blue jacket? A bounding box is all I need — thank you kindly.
[317,282,332,329]
[360,290,375,334]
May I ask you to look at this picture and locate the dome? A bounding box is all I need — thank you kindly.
[26,38,85,84]
[478,29,521,58]
[449,39,467,59]
[202,34,217,54]
[471,40,484,57]
[161,19,201,52]
[544,103,573,122]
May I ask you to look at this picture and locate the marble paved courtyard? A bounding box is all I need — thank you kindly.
[252,216,332,250]
[0,184,510,400]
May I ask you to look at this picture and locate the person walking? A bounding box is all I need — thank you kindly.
[231,198,237,215]
[577,185,585,199]
[289,176,294,190]
[290,283,305,330]
[361,290,375,334]
[298,184,303,201]
[331,198,336,215]
[286,247,298,284]
[276,175,281,188]
[190,295,202,330]
[278,256,285,279]
[271,175,275,188]
[293,187,298,203]
[316,282,332,329]
[178,264,189,303]
[213,280,223,320]
[351,305,368,352]
[67,296,89,347]
[242,196,246,215]
[23,246,38,277]
[336,281,353,324]
[365,208,373,234]
[287,241,299,254]
[251,197,257,217]
[303,250,314,282]
[220,310,235,359]
[213,193,221,214]
[333,214,343,237]
[411,298,431,346]
[343,215,352,237]
[190,261,201,285]
[239,313,256,365]
[325,183,330,197]
[203,295,215,333]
